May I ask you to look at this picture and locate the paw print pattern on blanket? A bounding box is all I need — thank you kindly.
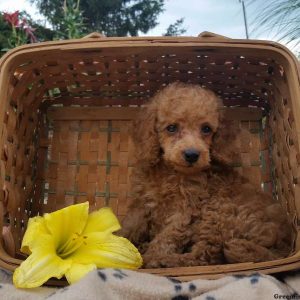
[97,270,107,281]
[112,269,129,280]
[167,277,184,293]
[189,283,196,292]
[46,287,69,299]
[0,268,299,299]
[167,277,194,299]
[250,274,261,285]
[233,272,261,285]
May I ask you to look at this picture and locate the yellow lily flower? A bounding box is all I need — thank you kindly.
[13,202,142,288]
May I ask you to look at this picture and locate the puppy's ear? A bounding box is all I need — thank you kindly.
[211,117,241,166]
[132,101,160,167]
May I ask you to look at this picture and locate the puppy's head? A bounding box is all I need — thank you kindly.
[133,82,238,173]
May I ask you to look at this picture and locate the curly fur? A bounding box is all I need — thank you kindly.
[120,82,292,268]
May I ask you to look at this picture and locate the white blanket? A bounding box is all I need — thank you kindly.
[1,268,299,300]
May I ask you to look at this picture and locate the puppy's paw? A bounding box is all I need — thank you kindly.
[224,238,279,263]
[142,254,162,268]
[143,253,198,268]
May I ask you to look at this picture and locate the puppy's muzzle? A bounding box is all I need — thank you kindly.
[183,149,200,164]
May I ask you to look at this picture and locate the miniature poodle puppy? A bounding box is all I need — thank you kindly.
[120,82,292,268]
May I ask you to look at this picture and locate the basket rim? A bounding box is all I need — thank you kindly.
[1,250,300,279]
[0,32,299,75]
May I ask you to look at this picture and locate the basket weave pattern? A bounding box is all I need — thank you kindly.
[0,33,300,280]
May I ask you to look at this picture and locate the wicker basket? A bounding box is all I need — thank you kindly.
[0,31,300,282]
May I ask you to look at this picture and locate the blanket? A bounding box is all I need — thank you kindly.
[1,268,299,300]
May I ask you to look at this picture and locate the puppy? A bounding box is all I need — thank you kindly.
[120,82,292,268]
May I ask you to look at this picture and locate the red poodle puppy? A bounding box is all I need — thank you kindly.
[121,82,292,268]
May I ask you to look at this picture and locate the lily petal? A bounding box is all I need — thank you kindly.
[69,234,143,269]
[21,216,50,255]
[44,202,89,249]
[83,207,121,235]
[13,248,71,288]
[65,262,96,284]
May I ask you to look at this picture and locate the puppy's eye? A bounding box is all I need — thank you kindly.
[166,124,178,133]
[201,125,212,135]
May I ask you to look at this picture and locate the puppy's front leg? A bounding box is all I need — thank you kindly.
[142,213,192,268]
[119,206,150,246]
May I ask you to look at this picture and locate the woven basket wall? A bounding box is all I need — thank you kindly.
[0,32,300,282]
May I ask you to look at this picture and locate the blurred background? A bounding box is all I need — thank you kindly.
[0,0,299,57]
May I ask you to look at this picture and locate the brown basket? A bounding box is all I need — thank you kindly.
[0,31,300,282]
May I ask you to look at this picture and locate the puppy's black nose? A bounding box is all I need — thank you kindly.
[183,149,200,164]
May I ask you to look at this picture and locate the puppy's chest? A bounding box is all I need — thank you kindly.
[177,175,224,209]
[154,177,212,211]
[143,173,231,222]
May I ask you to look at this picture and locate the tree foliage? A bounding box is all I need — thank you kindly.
[30,0,165,36]
[251,0,300,46]
[163,18,186,36]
